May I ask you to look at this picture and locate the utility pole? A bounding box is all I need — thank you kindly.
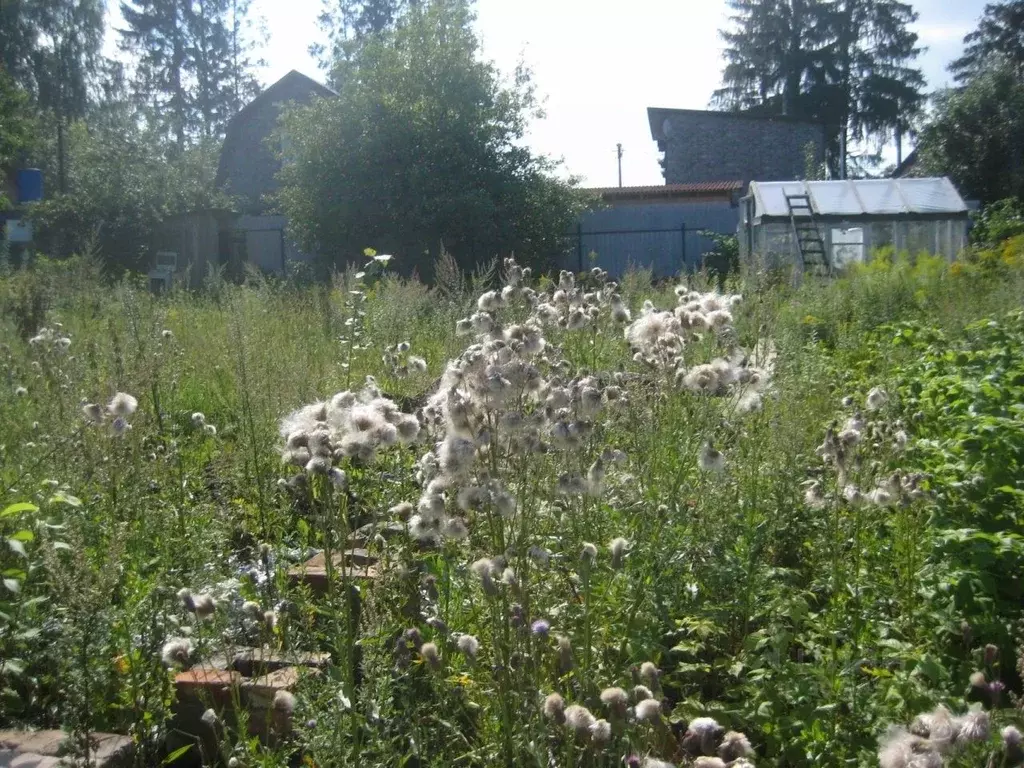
[616,143,623,187]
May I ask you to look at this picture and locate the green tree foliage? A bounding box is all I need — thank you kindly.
[950,1,1024,83]
[119,0,263,148]
[314,0,414,70]
[279,0,586,274]
[28,100,224,271]
[917,61,1024,204]
[713,0,925,177]
[0,71,38,183]
[0,0,105,192]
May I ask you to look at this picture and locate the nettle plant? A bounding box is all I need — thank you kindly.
[267,259,775,766]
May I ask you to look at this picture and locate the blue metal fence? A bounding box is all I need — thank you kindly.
[562,200,741,279]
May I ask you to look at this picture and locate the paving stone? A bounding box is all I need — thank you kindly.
[0,731,133,767]
[228,647,331,678]
[0,732,63,756]
[348,521,404,546]
[0,750,63,767]
[241,665,311,708]
[288,551,378,594]
[174,667,242,705]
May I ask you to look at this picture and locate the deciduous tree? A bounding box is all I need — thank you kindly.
[280,0,586,273]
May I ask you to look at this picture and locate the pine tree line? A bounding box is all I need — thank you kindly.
[0,0,264,161]
[713,0,926,178]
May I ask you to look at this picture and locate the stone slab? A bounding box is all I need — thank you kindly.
[0,730,133,767]
[228,648,331,678]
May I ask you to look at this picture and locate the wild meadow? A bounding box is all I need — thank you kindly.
[2,248,1024,768]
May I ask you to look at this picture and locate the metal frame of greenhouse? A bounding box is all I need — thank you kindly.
[738,177,970,274]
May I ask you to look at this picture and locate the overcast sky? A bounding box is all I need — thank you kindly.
[112,0,991,187]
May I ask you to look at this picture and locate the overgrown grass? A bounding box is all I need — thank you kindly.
[1,252,1024,768]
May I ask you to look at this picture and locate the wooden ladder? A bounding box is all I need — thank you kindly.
[785,192,830,275]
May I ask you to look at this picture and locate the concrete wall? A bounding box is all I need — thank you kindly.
[563,198,739,279]
[654,110,824,186]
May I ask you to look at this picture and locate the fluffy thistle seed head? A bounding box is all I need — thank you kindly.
[543,692,566,723]
[565,704,596,734]
[420,641,442,670]
[161,638,192,667]
[82,403,103,423]
[590,718,611,743]
[635,698,662,723]
[108,392,138,417]
[718,731,754,762]
[600,687,629,716]
[193,593,216,619]
[639,661,659,683]
[632,685,653,702]
[866,386,889,411]
[581,542,598,562]
[242,600,262,619]
[692,759,725,768]
[457,634,480,658]
[272,690,297,716]
[698,441,726,473]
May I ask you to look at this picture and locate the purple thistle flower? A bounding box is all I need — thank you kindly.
[531,618,551,637]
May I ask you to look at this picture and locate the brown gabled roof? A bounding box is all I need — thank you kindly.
[584,181,744,201]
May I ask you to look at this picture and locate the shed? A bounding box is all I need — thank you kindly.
[739,177,969,271]
[564,181,743,279]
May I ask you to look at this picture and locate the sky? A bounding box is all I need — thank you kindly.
[113,0,992,187]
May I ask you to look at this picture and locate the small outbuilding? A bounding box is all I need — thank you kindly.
[739,177,970,272]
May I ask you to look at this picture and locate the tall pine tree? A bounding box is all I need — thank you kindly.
[119,0,262,148]
[314,0,415,73]
[714,0,924,177]
[950,1,1024,83]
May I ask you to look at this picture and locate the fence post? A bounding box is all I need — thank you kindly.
[577,222,583,273]
[681,223,686,271]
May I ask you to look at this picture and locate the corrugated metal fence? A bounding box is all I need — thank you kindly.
[561,200,741,279]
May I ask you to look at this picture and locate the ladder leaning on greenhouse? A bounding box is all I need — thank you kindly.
[785,192,831,275]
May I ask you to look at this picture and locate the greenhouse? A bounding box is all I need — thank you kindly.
[738,177,970,272]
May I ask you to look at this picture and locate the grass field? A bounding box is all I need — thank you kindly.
[2,250,1024,767]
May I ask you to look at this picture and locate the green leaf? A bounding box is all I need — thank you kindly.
[9,530,34,543]
[47,492,82,508]
[162,744,193,765]
[1,503,38,518]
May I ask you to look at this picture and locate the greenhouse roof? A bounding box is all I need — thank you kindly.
[748,177,968,219]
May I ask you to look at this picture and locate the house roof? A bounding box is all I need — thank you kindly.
[748,177,968,219]
[647,106,824,141]
[230,70,335,127]
[584,181,744,201]
[891,149,919,179]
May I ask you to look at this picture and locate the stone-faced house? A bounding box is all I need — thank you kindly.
[647,107,825,187]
